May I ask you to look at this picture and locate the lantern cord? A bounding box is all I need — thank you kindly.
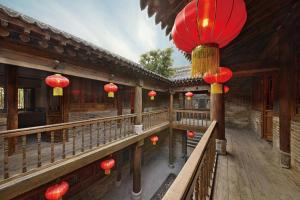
[191,45,219,77]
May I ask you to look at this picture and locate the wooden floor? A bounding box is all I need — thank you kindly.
[213,128,300,200]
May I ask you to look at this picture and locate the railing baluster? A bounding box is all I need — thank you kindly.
[109,121,112,142]
[62,129,66,159]
[4,138,9,179]
[89,124,93,149]
[22,135,27,173]
[37,132,41,167]
[103,122,107,144]
[51,131,55,163]
[72,127,76,155]
[81,126,84,152]
[97,122,100,146]
[114,120,118,140]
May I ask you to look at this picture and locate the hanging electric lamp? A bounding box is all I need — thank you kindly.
[45,74,69,96]
[148,90,157,100]
[100,158,115,175]
[185,92,194,100]
[45,181,69,200]
[172,0,247,77]
[150,135,159,145]
[104,83,118,98]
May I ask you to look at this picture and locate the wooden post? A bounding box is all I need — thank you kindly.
[278,29,293,168]
[115,151,123,186]
[130,87,135,114]
[210,83,226,155]
[117,90,123,116]
[134,85,142,125]
[182,133,187,161]
[169,91,174,168]
[132,140,143,199]
[6,66,18,155]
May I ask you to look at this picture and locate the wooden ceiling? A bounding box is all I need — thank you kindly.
[140,0,300,69]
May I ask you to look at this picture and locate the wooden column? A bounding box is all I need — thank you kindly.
[115,151,123,186]
[132,140,143,199]
[182,133,187,161]
[117,90,123,116]
[169,92,174,167]
[278,29,293,168]
[210,83,226,155]
[134,85,142,125]
[130,87,135,114]
[6,66,18,155]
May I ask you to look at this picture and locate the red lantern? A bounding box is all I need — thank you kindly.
[185,92,194,100]
[104,83,118,98]
[150,135,159,145]
[45,181,69,200]
[172,0,247,77]
[100,158,115,175]
[203,67,233,84]
[224,86,230,94]
[45,74,69,96]
[148,90,157,100]
[187,130,195,139]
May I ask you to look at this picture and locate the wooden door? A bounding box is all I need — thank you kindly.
[46,88,63,125]
[262,75,274,141]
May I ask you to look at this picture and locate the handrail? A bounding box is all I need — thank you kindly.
[142,109,168,115]
[174,109,210,114]
[163,121,217,200]
[0,113,137,137]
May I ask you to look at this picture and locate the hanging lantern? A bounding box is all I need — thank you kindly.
[45,74,69,96]
[187,130,195,139]
[100,158,115,175]
[172,0,247,77]
[203,67,233,84]
[185,92,194,100]
[150,135,159,145]
[45,181,69,200]
[148,90,157,100]
[104,83,118,98]
[224,85,230,94]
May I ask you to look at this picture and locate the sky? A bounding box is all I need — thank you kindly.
[0,0,189,67]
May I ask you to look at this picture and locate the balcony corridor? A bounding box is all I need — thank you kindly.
[212,128,300,200]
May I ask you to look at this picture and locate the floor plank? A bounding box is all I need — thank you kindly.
[212,128,300,200]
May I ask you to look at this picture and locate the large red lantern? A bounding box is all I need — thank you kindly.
[104,83,118,98]
[203,67,233,84]
[187,130,195,139]
[100,158,115,175]
[185,92,194,100]
[150,135,159,145]
[148,90,157,100]
[172,0,247,77]
[45,74,69,96]
[45,181,69,200]
[224,86,230,94]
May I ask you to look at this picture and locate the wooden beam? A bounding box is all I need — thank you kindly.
[6,66,18,155]
[233,68,279,77]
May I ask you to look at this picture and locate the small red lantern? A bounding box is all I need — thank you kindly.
[148,90,157,100]
[185,92,194,100]
[150,135,159,145]
[100,158,115,175]
[104,83,118,98]
[187,130,195,139]
[203,67,233,84]
[45,181,69,200]
[224,86,230,94]
[45,74,69,96]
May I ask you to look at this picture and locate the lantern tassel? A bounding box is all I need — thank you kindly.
[191,45,219,78]
[105,169,111,175]
[150,96,154,100]
[108,92,114,98]
[53,87,63,96]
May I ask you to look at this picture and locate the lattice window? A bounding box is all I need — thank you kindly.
[18,88,24,110]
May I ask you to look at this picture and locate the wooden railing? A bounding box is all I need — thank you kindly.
[173,109,210,127]
[0,114,136,180]
[142,109,169,130]
[163,121,217,200]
